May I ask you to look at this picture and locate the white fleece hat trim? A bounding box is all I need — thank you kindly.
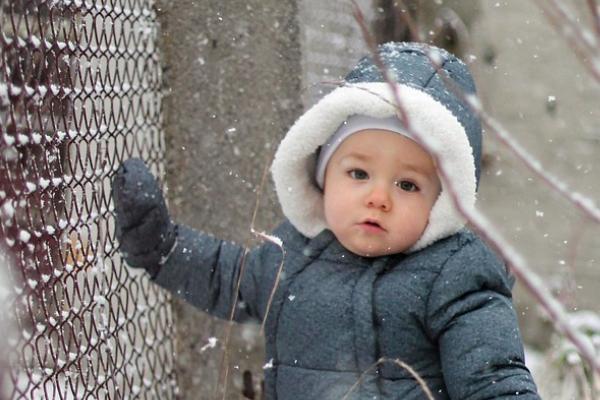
[271,82,477,252]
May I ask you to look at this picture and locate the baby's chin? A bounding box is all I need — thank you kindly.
[342,241,407,258]
[353,249,399,258]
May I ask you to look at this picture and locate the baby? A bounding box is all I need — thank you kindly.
[112,42,540,399]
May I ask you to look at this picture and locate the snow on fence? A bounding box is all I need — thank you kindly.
[0,1,176,398]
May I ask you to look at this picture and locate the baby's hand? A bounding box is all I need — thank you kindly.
[111,158,176,276]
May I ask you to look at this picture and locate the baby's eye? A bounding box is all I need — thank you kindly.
[348,169,369,180]
[396,180,419,192]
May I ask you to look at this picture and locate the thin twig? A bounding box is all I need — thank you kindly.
[419,16,600,380]
[391,12,600,224]
[340,357,434,400]
[245,153,287,335]
[216,153,278,400]
[384,4,600,224]
[534,0,600,83]
[393,0,423,41]
[479,111,600,224]
[216,248,249,400]
[560,216,589,307]
[251,228,286,335]
[429,48,600,379]
[431,7,471,52]
[587,0,600,39]
[351,0,600,377]
[544,0,597,53]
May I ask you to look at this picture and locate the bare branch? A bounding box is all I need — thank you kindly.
[217,154,282,400]
[393,0,423,42]
[385,13,600,225]
[534,0,600,83]
[431,7,471,51]
[477,106,600,224]
[252,228,286,335]
[587,0,600,39]
[559,217,590,307]
[351,1,600,377]
[216,249,249,400]
[427,55,600,379]
[539,0,598,54]
[341,357,435,400]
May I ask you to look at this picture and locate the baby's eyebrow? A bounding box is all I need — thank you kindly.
[340,152,371,162]
[402,163,429,175]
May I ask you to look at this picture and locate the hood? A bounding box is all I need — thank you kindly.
[271,42,481,252]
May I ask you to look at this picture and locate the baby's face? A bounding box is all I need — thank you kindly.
[323,129,441,257]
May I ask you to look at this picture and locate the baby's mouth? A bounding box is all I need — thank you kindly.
[360,219,386,232]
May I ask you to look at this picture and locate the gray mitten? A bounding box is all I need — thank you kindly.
[111,158,177,277]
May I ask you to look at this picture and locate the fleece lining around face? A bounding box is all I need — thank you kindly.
[271,42,481,252]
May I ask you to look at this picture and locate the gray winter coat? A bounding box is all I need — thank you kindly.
[152,220,539,399]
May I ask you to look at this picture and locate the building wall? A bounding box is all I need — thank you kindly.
[298,0,374,106]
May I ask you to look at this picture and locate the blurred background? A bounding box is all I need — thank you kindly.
[1,0,598,399]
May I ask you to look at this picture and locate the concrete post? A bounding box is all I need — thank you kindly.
[156,1,301,397]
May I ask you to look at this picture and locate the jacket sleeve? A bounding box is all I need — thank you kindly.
[150,224,283,323]
[425,239,540,400]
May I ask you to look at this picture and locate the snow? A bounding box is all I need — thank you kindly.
[12,371,84,400]
[427,48,444,66]
[199,337,218,352]
[39,179,51,189]
[0,83,8,102]
[252,230,283,247]
[2,201,15,218]
[17,134,28,144]
[94,295,108,306]
[3,134,15,146]
[464,93,482,111]
[9,84,22,96]
[19,230,31,243]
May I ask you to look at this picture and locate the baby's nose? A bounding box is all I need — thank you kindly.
[366,186,392,211]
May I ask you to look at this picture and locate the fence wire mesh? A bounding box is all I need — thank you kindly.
[0,0,176,398]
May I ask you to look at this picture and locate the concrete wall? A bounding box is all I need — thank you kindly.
[156,0,301,397]
[298,0,374,107]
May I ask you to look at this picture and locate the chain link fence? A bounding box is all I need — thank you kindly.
[0,0,176,398]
